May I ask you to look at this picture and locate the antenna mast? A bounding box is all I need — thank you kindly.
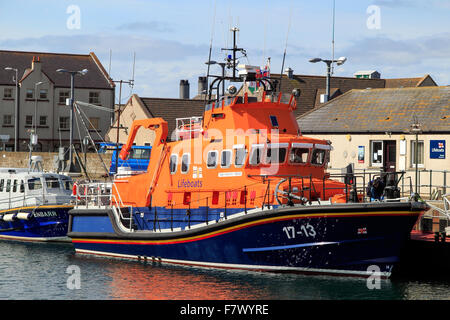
[331,0,336,75]
[221,27,244,81]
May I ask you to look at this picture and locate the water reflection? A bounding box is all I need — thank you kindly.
[0,240,448,300]
[69,254,398,300]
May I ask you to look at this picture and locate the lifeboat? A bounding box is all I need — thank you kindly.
[68,30,427,278]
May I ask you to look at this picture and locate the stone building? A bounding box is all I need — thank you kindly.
[0,50,115,152]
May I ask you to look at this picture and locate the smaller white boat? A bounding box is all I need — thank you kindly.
[0,156,74,242]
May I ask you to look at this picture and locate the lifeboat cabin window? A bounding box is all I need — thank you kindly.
[249,144,264,166]
[290,143,312,164]
[20,180,25,193]
[0,179,3,192]
[28,178,42,190]
[170,154,178,174]
[221,150,232,168]
[5,179,11,193]
[264,144,288,164]
[12,179,17,193]
[233,146,247,168]
[181,153,190,174]
[311,145,330,166]
[207,150,218,169]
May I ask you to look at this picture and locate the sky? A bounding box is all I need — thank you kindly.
[0,0,449,103]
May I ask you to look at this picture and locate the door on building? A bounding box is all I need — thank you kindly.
[383,140,396,186]
[383,141,396,173]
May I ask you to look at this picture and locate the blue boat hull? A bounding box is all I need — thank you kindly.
[0,205,73,242]
[68,202,425,277]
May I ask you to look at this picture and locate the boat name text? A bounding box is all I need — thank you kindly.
[33,210,58,218]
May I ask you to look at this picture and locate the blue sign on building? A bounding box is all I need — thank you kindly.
[430,140,445,159]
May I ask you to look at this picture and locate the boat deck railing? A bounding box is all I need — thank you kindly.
[71,170,420,233]
[73,182,134,231]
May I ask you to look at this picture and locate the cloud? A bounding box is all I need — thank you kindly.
[0,33,209,62]
[338,33,450,84]
[372,0,450,8]
[0,33,215,98]
[372,0,418,7]
[341,33,450,65]
[116,21,174,33]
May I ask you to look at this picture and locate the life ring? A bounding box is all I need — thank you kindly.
[72,182,81,200]
[274,179,306,206]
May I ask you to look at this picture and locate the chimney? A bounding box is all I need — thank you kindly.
[285,67,294,79]
[179,80,190,99]
[32,55,42,74]
[198,76,207,95]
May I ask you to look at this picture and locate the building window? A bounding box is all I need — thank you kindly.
[59,91,70,104]
[3,115,12,125]
[411,140,424,168]
[59,117,70,129]
[89,92,101,105]
[25,115,33,126]
[371,140,383,167]
[39,116,47,126]
[39,89,48,99]
[88,117,100,130]
[3,88,12,98]
[26,89,34,99]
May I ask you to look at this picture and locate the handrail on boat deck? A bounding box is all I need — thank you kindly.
[70,169,419,234]
[74,182,134,232]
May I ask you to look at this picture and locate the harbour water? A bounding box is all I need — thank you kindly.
[0,240,449,301]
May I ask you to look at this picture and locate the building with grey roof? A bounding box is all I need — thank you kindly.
[297,86,449,197]
[0,50,115,152]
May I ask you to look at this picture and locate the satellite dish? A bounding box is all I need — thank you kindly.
[228,85,237,95]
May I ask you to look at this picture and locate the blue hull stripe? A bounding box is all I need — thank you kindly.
[242,236,385,252]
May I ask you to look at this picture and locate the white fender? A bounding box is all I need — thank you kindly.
[17,212,33,220]
[3,213,17,222]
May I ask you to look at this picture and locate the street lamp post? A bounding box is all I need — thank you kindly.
[32,81,45,147]
[410,117,422,196]
[4,67,19,151]
[308,56,347,102]
[56,68,88,172]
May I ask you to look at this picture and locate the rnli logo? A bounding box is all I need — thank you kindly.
[177,179,203,188]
